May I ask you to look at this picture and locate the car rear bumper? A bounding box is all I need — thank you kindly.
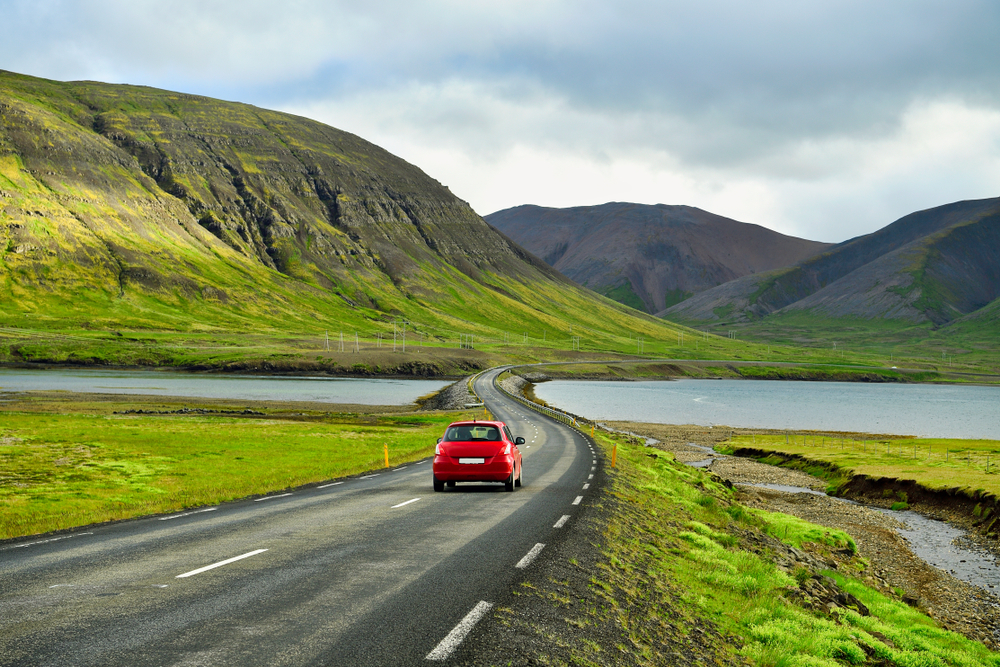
[433,455,514,482]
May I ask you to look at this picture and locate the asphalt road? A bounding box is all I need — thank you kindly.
[0,368,597,666]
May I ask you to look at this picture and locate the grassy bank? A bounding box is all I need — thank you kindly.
[514,359,997,384]
[718,433,1000,498]
[0,394,469,540]
[579,430,1000,665]
[4,319,998,382]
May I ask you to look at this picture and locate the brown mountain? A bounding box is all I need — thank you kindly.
[662,196,1000,327]
[485,203,831,313]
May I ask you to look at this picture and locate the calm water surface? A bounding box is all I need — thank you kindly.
[534,379,1000,439]
[0,369,450,406]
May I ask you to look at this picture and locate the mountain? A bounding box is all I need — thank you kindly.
[662,197,1000,328]
[0,70,681,357]
[485,203,831,314]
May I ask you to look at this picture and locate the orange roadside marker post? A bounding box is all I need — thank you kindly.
[384,443,389,468]
[612,444,617,468]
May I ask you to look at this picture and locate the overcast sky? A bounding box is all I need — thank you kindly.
[3,0,1000,242]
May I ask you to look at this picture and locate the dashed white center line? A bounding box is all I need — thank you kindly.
[160,508,217,521]
[583,483,590,490]
[393,466,408,471]
[318,481,344,489]
[572,495,584,505]
[415,461,426,465]
[391,498,421,509]
[254,493,292,502]
[588,474,594,480]
[176,549,268,578]
[425,602,493,660]
[515,543,546,569]
[553,515,571,528]
[360,474,380,479]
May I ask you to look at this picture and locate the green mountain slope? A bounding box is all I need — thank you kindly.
[0,70,701,369]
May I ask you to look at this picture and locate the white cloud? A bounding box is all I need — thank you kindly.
[3,0,1000,242]
[289,82,1000,242]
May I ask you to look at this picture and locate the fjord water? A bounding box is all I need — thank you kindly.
[0,369,450,405]
[534,379,1000,439]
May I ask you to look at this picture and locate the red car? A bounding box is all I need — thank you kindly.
[433,420,524,492]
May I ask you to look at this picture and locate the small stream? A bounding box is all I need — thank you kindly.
[887,510,1000,590]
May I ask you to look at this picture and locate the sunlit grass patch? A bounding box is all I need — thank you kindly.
[723,433,1000,497]
[0,408,468,540]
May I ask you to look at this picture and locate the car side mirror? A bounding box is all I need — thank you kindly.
[437,437,443,444]
[515,437,525,445]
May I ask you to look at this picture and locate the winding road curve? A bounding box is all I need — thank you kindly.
[0,368,597,666]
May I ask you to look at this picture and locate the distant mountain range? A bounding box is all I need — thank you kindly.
[662,197,1000,328]
[486,203,830,314]
[0,70,677,349]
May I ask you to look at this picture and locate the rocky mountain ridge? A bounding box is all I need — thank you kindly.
[662,196,1000,328]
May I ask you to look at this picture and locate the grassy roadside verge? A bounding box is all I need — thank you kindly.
[468,428,1000,665]
[597,430,998,665]
[0,396,469,540]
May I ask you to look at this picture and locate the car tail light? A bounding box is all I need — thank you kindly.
[435,443,444,456]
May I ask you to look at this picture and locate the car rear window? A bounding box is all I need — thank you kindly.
[444,425,501,442]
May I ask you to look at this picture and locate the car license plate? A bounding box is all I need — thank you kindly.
[459,457,485,464]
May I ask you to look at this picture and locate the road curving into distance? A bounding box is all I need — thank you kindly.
[0,367,598,666]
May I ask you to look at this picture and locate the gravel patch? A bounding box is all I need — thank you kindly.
[419,377,479,411]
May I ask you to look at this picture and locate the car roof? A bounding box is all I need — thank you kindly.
[446,420,506,428]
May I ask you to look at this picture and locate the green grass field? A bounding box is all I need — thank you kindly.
[0,397,471,540]
[719,433,1000,497]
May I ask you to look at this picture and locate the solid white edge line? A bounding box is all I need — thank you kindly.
[572,495,583,505]
[176,549,268,578]
[317,481,344,489]
[10,532,93,550]
[393,466,408,471]
[360,474,380,479]
[391,497,421,509]
[515,543,546,569]
[160,508,217,521]
[254,493,292,502]
[553,515,570,528]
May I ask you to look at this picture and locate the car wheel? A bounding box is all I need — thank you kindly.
[515,462,522,487]
[505,467,515,492]
[433,476,444,492]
